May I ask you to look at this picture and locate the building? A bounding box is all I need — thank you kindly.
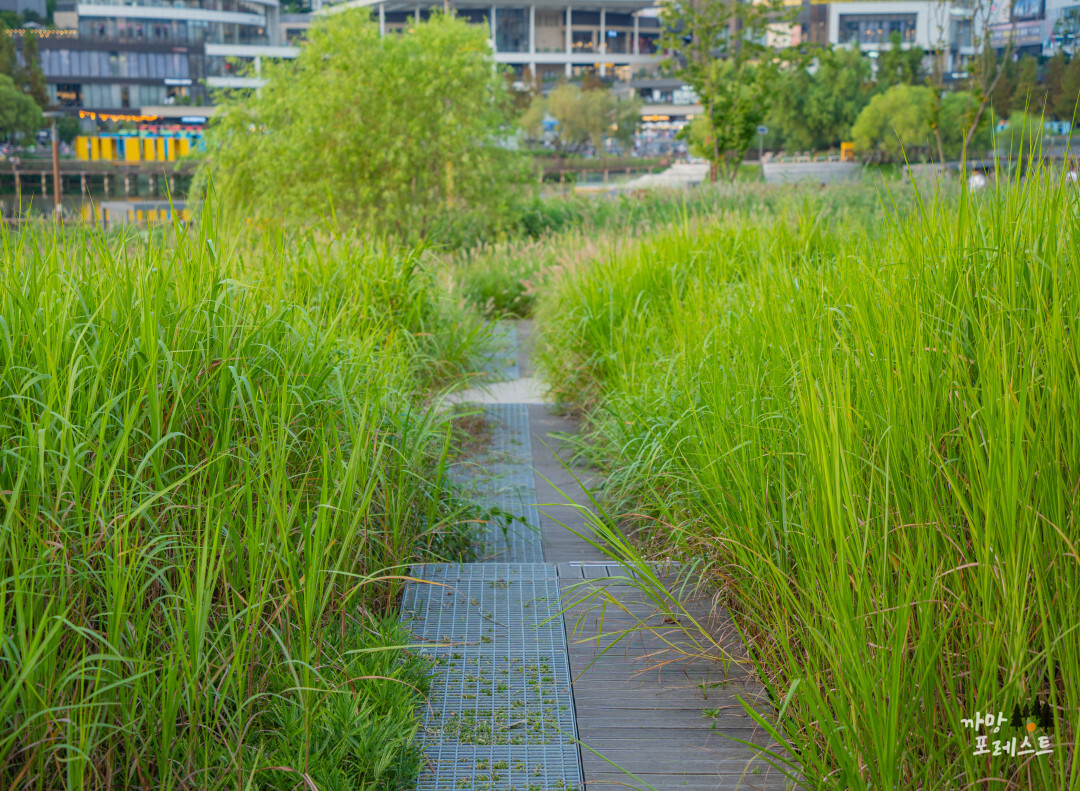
[322,0,664,81]
[0,0,46,18]
[33,0,297,114]
[822,0,979,73]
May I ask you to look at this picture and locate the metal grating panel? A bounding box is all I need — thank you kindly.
[478,322,520,383]
[405,565,581,791]
[404,324,582,791]
[414,745,580,791]
[446,405,543,563]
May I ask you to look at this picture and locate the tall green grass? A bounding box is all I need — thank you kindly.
[453,182,921,319]
[0,216,480,789]
[539,173,1079,788]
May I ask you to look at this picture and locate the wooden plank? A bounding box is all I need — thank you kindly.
[562,576,785,791]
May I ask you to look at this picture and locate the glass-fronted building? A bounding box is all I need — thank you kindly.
[39,0,296,112]
[325,0,663,82]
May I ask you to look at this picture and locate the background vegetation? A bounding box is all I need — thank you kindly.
[199,11,528,243]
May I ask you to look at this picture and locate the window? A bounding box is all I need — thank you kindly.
[572,30,595,52]
[496,7,528,53]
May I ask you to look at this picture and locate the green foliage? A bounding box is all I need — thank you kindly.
[875,30,924,89]
[56,113,82,143]
[0,216,482,788]
[538,173,1080,789]
[659,0,802,181]
[526,83,640,154]
[851,83,933,160]
[939,90,992,157]
[1056,55,1080,121]
[1000,110,1046,158]
[199,11,527,240]
[0,25,15,79]
[16,32,48,109]
[768,47,873,150]
[0,72,41,138]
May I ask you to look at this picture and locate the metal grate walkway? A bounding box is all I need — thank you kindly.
[404,325,581,791]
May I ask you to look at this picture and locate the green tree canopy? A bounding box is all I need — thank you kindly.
[876,31,925,90]
[199,10,526,238]
[659,0,803,181]
[1055,56,1080,121]
[768,47,873,151]
[522,83,640,154]
[18,32,49,109]
[851,83,933,160]
[0,72,42,139]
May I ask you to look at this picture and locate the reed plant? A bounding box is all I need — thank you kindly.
[452,180,920,319]
[538,169,1079,788]
[0,215,481,789]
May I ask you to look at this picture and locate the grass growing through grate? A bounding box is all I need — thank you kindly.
[538,162,1080,789]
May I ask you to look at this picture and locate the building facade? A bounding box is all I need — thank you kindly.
[37,0,296,113]
[324,0,663,81]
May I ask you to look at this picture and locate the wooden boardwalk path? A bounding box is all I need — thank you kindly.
[405,321,794,791]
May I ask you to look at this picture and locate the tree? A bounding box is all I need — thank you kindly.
[768,47,873,151]
[659,0,802,181]
[199,11,527,238]
[851,83,934,160]
[959,1,1018,165]
[876,31,925,90]
[57,114,82,144]
[1044,52,1067,120]
[0,72,43,140]
[1011,55,1042,114]
[989,53,1018,117]
[18,32,49,109]
[1055,55,1080,121]
[0,24,16,79]
[939,91,993,157]
[518,92,546,143]
[1001,110,1045,158]
[527,83,640,154]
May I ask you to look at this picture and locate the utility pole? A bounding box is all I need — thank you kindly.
[44,111,64,221]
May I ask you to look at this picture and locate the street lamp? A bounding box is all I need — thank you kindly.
[43,111,64,221]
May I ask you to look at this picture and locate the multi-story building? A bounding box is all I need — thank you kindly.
[821,0,978,73]
[34,0,296,114]
[322,0,664,81]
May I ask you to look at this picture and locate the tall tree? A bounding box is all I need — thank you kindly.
[659,0,803,181]
[199,10,527,237]
[769,47,873,151]
[1055,55,1080,121]
[527,83,639,154]
[851,83,934,161]
[960,0,1018,164]
[1044,52,1067,119]
[0,72,43,139]
[876,31,924,90]
[0,24,17,79]
[1011,55,1041,113]
[18,32,49,109]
